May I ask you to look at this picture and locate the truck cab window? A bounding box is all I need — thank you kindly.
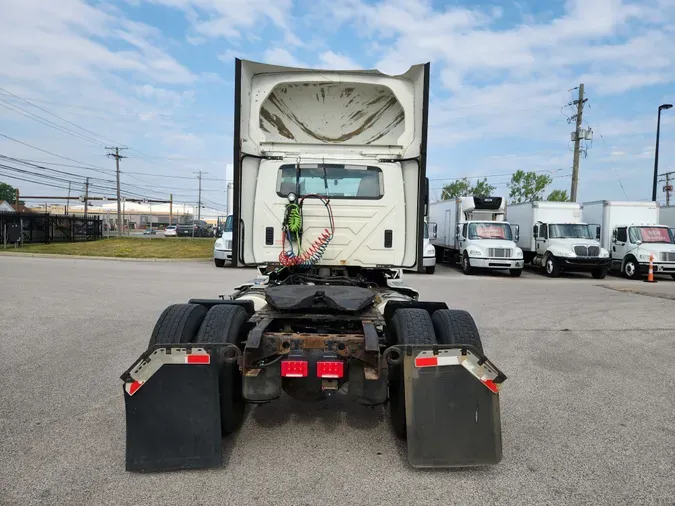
[539,224,548,239]
[616,227,627,243]
[276,164,383,199]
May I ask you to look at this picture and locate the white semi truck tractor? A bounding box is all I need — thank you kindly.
[583,200,675,280]
[428,196,524,276]
[506,201,610,278]
[120,59,507,472]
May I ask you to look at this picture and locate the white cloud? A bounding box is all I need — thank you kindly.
[318,51,361,70]
[262,48,307,68]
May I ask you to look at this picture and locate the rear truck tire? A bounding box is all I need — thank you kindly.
[425,265,436,274]
[544,255,561,278]
[623,256,640,280]
[509,268,522,277]
[195,305,249,436]
[148,303,208,347]
[592,266,608,279]
[214,258,225,268]
[388,308,437,439]
[431,309,483,353]
[461,253,473,275]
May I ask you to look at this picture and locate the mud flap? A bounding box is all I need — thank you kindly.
[401,346,505,468]
[122,348,223,472]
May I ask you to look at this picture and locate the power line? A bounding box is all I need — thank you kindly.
[0,134,112,173]
[0,101,108,148]
[0,87,126,147]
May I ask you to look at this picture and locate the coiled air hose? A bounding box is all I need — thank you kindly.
[279,195,334,267]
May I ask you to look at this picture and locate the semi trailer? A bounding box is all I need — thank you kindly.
[506,201,610,278]
[428,196,524,276]
[583,200,675,279]
[121,59,506,472]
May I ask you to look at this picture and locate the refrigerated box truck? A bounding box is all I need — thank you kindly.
[583,200,675,280]
[506,201,610,278]
[429,196,523,276]
[660,205,675,233]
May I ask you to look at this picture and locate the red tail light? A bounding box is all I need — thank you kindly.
[281,360,308,378]
[317,361,344,379]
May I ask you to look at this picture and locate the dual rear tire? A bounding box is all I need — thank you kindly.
[388,308,483,439]
[148,303,248,436]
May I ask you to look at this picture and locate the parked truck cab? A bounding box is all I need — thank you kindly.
[422,221,436,274]
[583,200,675,280]
[429,196,524,277]
[507,201,610,278]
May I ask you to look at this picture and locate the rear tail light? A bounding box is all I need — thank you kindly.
[317,361,344,379]
[281,360,308,378]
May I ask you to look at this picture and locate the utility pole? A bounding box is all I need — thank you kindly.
[194,171,204,220]
[15,188,19,211]
[169,193,173,225]
[660,171,674,206]
[66,181,71,215]
[84,177,89,218]
[106,147,127,236]
[570,84,587,202]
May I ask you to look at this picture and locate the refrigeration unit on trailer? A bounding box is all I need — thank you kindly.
[428,196,524,276]
[120,59,507,473]
[506,201,610,278]
[583,200,675,280]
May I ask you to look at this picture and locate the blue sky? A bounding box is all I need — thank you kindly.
[1,0,674,209]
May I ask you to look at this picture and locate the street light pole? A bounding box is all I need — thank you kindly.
[652,103,672,201]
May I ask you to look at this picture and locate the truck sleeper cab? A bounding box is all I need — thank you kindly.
[120,58,506,474]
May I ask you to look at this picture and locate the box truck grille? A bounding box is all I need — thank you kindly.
[661,252,675,262]
[573,245,599,256]
[488,248,512,258]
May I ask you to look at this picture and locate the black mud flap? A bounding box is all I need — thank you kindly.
[400,345,505,468]
[123,350,223,472]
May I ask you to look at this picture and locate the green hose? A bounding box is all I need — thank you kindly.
[286,203,302,252]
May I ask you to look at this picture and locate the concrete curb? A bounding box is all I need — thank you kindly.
[0,252,211,263]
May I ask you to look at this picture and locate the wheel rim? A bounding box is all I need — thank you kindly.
[546,259,553,274]
[625,262,635,277]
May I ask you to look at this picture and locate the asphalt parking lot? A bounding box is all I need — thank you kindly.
[1,257,674,506]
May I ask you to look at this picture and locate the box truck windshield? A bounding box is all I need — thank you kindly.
[628,226,674,244]
[549,224,593,239]
[468,222,512,240]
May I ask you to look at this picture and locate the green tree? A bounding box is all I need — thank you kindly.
[441,177,495,200]
[0,181,22,203]
[507,170,553,203]
[546,189,570,202]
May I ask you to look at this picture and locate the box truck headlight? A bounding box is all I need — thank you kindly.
[599,248,609,257]
[639,253,656,261]
[468,249,483,257]
[514,248,523,259]
[558,251,575,258]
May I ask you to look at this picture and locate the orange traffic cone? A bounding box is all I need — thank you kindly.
[644,253,657,283]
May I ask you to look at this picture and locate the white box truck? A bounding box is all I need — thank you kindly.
[506,201,610,278]
[583,200,675,280]
[660,205,675,233]
[428,196,524,276]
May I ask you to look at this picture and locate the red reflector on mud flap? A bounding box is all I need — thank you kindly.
[281,360,308,378]
[185,353,210,364]
[128,380,144,396]
[317,361,344,379]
